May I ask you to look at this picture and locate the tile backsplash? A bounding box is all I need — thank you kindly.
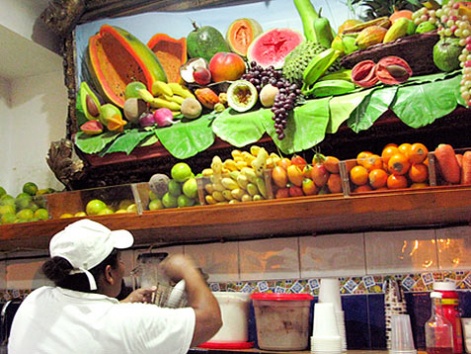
[1,224,470,350]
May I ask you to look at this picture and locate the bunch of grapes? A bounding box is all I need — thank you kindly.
[242,61,302,140]
[412,1,471,106]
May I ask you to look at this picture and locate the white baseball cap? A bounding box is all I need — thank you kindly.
[49,219,134,290]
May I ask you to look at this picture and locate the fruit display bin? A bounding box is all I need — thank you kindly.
[197,170,273,206]
[339,156,436,196]
[428,147,470,187]
[46,184,140,219]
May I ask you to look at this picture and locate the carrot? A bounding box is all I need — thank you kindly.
[461,151,471,185]
[456,153,463,169]
[434,144,461,184]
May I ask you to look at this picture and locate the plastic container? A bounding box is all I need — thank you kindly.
[207,292,251,344]
[251,293,313,351]
[425,291,454,354]
[433,282,463,353]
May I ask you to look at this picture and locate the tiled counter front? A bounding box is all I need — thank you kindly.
[1,225,471,350]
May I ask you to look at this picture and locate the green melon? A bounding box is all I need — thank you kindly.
[247,28,304,69]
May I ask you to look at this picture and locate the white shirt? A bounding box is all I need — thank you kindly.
[8,286,195,354]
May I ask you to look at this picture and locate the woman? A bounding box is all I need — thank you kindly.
[8,219,222,353]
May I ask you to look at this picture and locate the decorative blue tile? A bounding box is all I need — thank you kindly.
[405,292,430,350]
[342,295,370,349]
[290,281,304,293]
[402,275,416,291]
[368,294,387,349]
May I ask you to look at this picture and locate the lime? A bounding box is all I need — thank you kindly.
[16,208,34,221]
[22,182,38,196]
[1,212,16,224]
[0,204,15,215]
[177,194,195,208]
[34,208,50,221]
[168,179,183,197]
[60,213,74,219]
[182,178,198,199]
[74,211,87,217]
[85,199,108,216]
[162,192,178,208]
[118,199,134,210]
[171,162,193,182]
[0,194,15,206]
[415,21,436,34]
[15,195,33,210]
[126,204,138,213]
[97,207,114,216]
[148,190,158,201]
[125,81,147,100]
[148,199,164,211]
[0,186,6,198]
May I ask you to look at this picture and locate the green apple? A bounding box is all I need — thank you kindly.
[171,162,193,182]
[433,37,463,72]
[85,199,108,215]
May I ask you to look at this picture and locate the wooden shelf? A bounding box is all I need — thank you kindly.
[1,186,470,252]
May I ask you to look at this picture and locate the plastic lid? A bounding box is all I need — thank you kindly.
[199,341,254,349]
[433,281,456,291]
[250,293,313,301]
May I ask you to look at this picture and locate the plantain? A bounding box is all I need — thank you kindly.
[318,69,353,82]
[302,48,341,90]
[308,79,357,98]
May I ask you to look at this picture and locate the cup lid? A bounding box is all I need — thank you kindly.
[251,293,313,301]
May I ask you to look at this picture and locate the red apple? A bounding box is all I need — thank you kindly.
[209,52,246,82]
[193,67,211,85]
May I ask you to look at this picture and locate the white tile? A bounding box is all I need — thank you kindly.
[184,242,239,282]
[239,237,299,281]
[436,226,471,270]
[300,233,366,278]
[365,229,438,274]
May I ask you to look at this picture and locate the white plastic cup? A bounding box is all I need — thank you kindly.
[390,314,417,354]
[319,278,342,312]
[313,302,340,338]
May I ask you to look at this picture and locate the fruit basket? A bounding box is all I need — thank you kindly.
[340,31,440,76]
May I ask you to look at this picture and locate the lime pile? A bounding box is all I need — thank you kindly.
[0,182,56,225]
[59,198,138,219]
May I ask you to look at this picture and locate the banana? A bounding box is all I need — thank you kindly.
[236,174,249,190]
[308,79,357,98]
[167,83,196,99]
[221,177,239,190]
[342,16,391,35]
[318,69,353,82]
[211,155,223,175]
[137,88,155,103]
[152,81,173,97]
[313,13,335,49]
[150,98,181,111]
[164,94,186,105]
[302,48,341,88]
[223,159,239,172]
[241,167,257,184]
[255,176,268,199]
[231,188,245,201]
[246,183,259,197]
[251,147,269,176]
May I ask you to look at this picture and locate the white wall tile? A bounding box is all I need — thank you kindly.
[184,242,239,282]
[435,226,471,270]
[239,237,299,281]
[300,233,366,278]
[365,229,438,274]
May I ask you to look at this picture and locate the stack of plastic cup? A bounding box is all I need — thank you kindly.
[311,302,343,354]
[318,278,347,351]
[390,314,417,354]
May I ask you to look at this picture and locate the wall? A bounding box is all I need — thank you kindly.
[2,225,470,349]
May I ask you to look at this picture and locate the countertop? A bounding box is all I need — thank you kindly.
[188,349,396,353]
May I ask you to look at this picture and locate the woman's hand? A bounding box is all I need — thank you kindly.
[120,286,156,304]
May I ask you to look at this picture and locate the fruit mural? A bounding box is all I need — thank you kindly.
[73,0,468,162]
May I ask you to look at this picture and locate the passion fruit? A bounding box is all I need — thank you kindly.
[226,80,258,113]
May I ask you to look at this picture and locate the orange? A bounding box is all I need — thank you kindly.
[349,165,369,186]
[353,184,373,193]
[327,173,343,194]
[381,144,399,165]
[356,151,373,166]
[408,163,429,183]
[389,9,414,24]
[410,182,429,189]
[368,168,389,189]
[408,142,429,164]
[388,153,411,175]
[361,154,383,171]
[387,174,408,189]
[398,143,412,156]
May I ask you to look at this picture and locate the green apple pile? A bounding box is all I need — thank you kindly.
[0,182,56,225]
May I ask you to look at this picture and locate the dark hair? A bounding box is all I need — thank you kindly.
[42,249,120,292]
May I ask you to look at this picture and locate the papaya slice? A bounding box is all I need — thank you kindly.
[147,33,187,83]
[87,24,167,108]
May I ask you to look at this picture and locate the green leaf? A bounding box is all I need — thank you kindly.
[103,129,155,155]
[392,74,462,128]
[347,86,397,132]
[212,108,273,147]
[74,131,121,154]
[267,98,330,155]
[155,116,215,159]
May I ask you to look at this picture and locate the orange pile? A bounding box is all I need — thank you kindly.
[348,142,430,192]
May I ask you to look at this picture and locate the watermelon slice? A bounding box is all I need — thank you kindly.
[247,28,304,69]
